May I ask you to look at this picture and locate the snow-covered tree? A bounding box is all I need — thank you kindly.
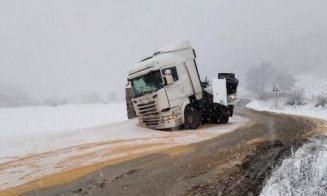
[286,89,306,105]
[315,93,327,107]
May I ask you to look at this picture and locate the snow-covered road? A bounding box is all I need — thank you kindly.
[0,104,247,192]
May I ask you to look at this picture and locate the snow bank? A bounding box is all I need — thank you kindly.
[247,99,327,121]
[261,137,327,196]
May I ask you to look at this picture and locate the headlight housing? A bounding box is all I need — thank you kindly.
[162,114,175,121]
[228,94,237,102]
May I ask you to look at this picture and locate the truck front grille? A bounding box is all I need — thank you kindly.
[137,100,160,127]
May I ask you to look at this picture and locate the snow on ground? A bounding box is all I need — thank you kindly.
[261,136,327,196]
[0,103,127,137]
[247,74,327,121]
[295,75,327,98]
[247,99,327,121]
[0,116,247,191]
[0,103,127,163]
[248,75,327,196]
[0,102,247,191]
[248,99,327,196]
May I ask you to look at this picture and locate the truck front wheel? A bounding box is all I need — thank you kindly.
[183,105,201,129]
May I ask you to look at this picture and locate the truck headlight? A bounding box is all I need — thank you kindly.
[163,114,175,121]
[228,94,237,102]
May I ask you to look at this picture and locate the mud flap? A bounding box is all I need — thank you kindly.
[212,78,228,106]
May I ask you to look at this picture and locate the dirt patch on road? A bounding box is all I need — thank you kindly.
[186,139,308,196]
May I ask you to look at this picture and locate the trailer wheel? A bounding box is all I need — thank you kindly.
[184,105,201,129]
[219,111,230,124]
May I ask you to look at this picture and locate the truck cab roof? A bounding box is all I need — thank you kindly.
[128,53,184,79]
[128,40,192,80]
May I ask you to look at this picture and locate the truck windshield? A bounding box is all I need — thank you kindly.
[130,70,163,98]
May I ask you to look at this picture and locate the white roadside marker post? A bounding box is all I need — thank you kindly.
[272,86,280,109]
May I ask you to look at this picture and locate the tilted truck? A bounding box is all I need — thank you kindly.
[127,40,238,129]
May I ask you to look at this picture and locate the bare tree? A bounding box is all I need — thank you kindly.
[272,72,296,92]
[246,62,295,99]
[246,62,274,97]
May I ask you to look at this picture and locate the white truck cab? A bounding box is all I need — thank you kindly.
[127,40,238,129]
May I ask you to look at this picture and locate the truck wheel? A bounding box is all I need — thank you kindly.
[228,105,234,117]
[219,111,230,124]
[184,105,201,129]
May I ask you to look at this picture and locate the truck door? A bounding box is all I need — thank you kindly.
[212,78,228,106]
[161,66,182,107]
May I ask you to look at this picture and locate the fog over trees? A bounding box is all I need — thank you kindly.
[0,81,39,108]
[246,62,296,98]
[0,80,120,108]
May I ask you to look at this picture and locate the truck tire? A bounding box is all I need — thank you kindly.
[228,105,234,117]
[219,111,230,124]
[184,105,201,129]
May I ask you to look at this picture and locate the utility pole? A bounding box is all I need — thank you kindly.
[272,86,280,109]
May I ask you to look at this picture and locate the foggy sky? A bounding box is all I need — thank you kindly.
[1,0,327,100]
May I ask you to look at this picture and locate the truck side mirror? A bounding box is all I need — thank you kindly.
[164,69,174,85]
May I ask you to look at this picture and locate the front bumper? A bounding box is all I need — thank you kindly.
[139,115,183,129]
[133,92,183,129]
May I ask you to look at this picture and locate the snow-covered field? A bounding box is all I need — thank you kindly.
[0,103,127,137]
[0,103,127,163]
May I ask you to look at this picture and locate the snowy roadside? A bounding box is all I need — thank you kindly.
[246,74,327,121]
[246,100,327,196]
[260,136,327,196]
[0,103,127,163]
[247,99,327,121]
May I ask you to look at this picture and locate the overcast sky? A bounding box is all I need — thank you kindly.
[0,0,326,100]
